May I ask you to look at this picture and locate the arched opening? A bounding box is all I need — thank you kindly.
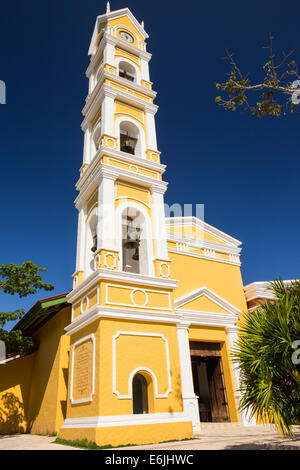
[121,207,150,275]
[119,120,141,156]
[118,60,136,83]
[132,373,148,414]
[85,211,97,277]
[90,124,101,160]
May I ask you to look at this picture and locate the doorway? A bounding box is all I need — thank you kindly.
[190,342,230,422]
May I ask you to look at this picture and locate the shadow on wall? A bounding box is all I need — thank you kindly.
[0,392,26,434]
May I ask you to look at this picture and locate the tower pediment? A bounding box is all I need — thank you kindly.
[174,286,240,316]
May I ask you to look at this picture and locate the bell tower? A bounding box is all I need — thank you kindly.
[72,5,172,288]
[60,6,201,446]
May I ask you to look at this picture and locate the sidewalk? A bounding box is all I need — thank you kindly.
[0,424,299,450]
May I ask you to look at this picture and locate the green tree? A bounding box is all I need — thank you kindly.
[232,278,300,436]
[215,34,300,117]
[0,261,54,356]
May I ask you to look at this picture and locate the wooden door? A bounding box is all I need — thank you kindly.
[206,357,230,422]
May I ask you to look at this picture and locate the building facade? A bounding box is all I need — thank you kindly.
[0,6,256,446]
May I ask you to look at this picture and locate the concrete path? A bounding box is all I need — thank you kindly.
[0,424,299,450]
[0,434,80,450]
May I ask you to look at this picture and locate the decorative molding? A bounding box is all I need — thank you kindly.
[159,262,170,278]
[112,331,172,399]
[165,216,241,247]
[167,248,241,267]
[174,286,241,316]
[67,269,178,305]
[103,252,117,269]
[65,305,181,336]
[105,283,172,311]
[61,412,190,429]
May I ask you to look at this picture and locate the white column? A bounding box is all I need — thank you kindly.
[177,323,200,433]
[145,111,157,150]
[140,57,150,82]
[101,93,115,137]
[83,126,91,165]
[104,40,115,66]
[97,170,117,251]
[151,185,169,260]
[75,202,87,272]
[88,73,94,94]
[227,327,256,426]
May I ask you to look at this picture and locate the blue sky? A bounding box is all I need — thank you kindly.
[0,0,299,326]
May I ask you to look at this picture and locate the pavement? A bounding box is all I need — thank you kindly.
[0,424,300,450]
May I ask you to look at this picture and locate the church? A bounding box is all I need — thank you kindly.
[0,5,257,446]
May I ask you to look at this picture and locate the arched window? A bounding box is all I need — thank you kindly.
[119,120,141,156]
[132,373,148,414]
[118,61,136,83]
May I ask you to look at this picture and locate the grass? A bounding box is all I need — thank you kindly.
[54,436,195,450]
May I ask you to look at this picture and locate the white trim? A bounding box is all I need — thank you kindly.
[168,248,241,267]
[177,310,238,329]
[70,334,96,405]
[165,216,241,247]
[103,252,117,269]
[65,305,181,336]
[105,283,172,311]
[61,412,190,429]
[244,280,293,303]
[174,286,241,316]
[112,331,172,399]
[159,262,170,278]
[67,269,178,305]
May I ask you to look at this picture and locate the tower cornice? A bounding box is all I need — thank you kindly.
[81,84,158,132]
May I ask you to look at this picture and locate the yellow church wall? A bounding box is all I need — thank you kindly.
[115,47,140,67]
[98,318,183,416]
[115,182,151,209]
[188,325,239,422]
[26,306,71,435]
[100,281,173,311]
[0,353,35,434]
[170,252,248,313]
[59,421,193,447]
[115,101,145,126]
[178,296,232,314]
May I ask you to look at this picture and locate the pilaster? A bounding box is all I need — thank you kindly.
[177,322,200,432]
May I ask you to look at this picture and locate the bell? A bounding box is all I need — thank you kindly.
[132,246,139,261]
[91,234,97,252]
[124,221,140,249]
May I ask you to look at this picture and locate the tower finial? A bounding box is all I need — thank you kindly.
[106,1,110,14]
[141,20,144,29]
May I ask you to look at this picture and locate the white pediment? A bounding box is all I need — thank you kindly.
[174,286,241,316]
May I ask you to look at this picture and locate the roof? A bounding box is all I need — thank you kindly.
[12,292,70,336]
[88,7,148,55]
[244,280,293,303]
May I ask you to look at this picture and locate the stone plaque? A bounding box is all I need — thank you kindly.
[72,338,93,402]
